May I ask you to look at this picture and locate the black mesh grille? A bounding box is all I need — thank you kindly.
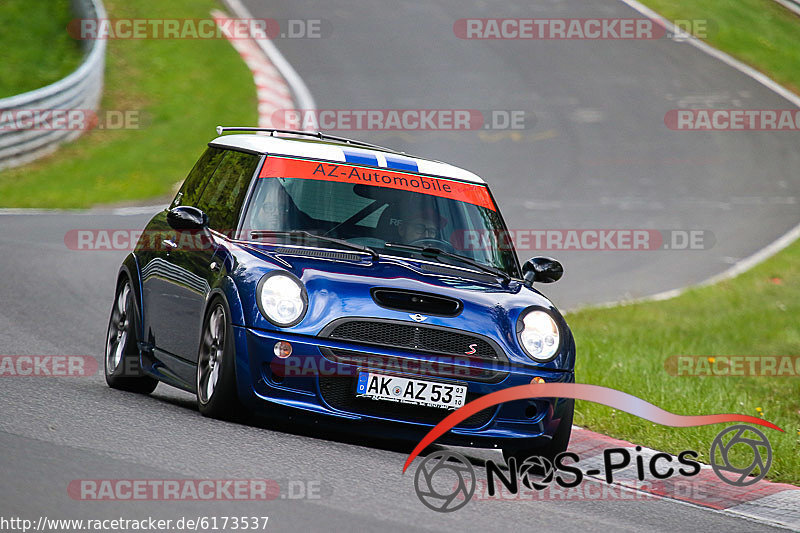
[322,348,505,383]
[319,376,495,428]
[325,320,501,360]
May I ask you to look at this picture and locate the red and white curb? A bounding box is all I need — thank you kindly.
[211,10,294,128]
[569,427,800,530]
[212,0,316,129]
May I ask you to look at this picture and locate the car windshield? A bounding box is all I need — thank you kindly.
[241,156,518,276]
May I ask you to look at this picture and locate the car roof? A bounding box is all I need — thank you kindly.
[209,134,486,185]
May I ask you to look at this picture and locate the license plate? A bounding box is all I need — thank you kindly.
[356,371,467,410]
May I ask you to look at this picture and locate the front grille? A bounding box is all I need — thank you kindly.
[319,376,495,429]
[322,319,502,361]
[321,348,505,383]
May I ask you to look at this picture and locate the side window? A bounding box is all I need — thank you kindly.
[196,150,261,232]
[171,147,225,208]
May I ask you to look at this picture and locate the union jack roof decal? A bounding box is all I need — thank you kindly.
[210,134,486,184]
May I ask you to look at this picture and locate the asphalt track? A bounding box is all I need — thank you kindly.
[1,0,798,530]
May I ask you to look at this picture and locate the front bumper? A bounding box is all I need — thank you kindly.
[232,325,574,447]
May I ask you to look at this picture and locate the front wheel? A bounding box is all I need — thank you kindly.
[196,299,240,419]
[105,278,158,394]
[502,399,574,466]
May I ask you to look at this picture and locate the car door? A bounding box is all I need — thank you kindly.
[144,148,261,361]
[140,146,224,357]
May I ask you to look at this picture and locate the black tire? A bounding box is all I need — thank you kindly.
[196,298,241,419]
[105,277,158,394]
[502,399,574,466]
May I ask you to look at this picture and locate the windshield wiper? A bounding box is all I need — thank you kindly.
[251,230,378,259]
[384,242,511,283]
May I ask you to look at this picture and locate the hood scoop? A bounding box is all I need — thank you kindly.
[370,288,462,317]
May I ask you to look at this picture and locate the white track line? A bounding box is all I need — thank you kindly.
[212,10,292,127]
[0,204,167,216]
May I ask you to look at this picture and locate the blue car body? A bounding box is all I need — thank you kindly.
[112,129,575,452]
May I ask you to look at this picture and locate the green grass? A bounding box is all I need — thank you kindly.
[568,239,800,484]
[641,0,800,93]
[0,0,84,98]
[0,0,256,208]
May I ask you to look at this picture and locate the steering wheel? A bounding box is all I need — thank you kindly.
[346,237,387,248]
[409,238,456,253]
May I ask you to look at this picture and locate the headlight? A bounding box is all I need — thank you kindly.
[517,309,560,362]
[257,272,308,327]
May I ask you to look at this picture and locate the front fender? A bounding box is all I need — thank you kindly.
[201,275,252,402]
[118,253,143,340]
[203,275,245,327]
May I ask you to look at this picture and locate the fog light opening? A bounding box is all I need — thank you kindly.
[274,341,292,359]
[525,404,538,419]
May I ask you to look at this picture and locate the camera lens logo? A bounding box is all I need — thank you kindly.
[710,425,772,487]
[518,456,555,491]
[414,451,476,512]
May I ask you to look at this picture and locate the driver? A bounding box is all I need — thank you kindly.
[396,208,446,244]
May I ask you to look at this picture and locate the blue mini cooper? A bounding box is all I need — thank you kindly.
[105,127,575,462]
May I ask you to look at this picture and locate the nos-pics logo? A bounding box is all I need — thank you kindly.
[413,424,772,512]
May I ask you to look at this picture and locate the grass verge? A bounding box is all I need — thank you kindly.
[0,0,83,98]
[569,238,800,484]
[0,0,256,208]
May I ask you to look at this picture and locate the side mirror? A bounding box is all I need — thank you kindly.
[167,206,208,231]
[523,257,563,285]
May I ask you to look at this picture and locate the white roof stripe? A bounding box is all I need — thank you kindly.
[210,134,486,184]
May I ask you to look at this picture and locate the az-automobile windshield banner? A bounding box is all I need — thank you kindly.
[259,156,497,210]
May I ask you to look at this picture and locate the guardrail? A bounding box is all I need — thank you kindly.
[0,0,107,171]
